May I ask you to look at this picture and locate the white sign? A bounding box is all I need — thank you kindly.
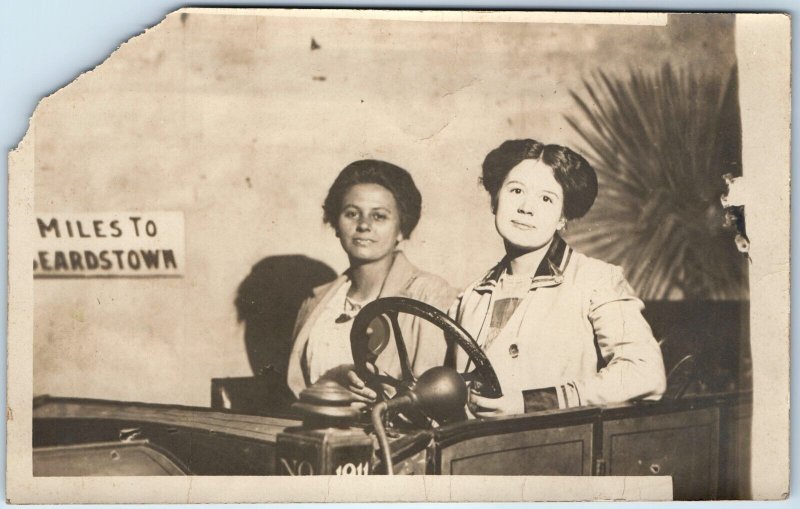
[34,212,185,277]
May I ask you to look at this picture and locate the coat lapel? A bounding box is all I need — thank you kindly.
[286,275,348,396]
[473,233,572,293]
[378,251,417,298]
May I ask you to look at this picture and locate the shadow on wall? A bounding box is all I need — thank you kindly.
[234,254,337,380]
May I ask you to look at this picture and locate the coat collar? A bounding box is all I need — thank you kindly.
[375,250,418,297]
[302,250,420,340]
[474,233,572,293]
[323,250,417,298]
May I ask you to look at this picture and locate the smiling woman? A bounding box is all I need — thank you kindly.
[286,160,458,397]
[452,139,666,417]
[494,159,568,254]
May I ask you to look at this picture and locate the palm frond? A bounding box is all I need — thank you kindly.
[565,63,747,300]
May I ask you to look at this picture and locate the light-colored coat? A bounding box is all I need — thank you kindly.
[287,251,458,397]
[450,234,667,408]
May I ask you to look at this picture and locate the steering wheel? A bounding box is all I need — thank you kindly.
[350,297,503,406]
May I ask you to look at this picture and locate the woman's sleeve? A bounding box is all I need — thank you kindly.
[291,296,314,340]
[565,266,667,407]
[446,292,462,321]
[286,296,315,397]
[408,277,460,376]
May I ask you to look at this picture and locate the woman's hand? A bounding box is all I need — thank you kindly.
[316,364,379,412]
[345,368,378,403]
[317,364,377,404]
[468,389,524,418]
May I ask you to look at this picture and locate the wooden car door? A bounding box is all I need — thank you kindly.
[601,407,720,500]
[434,408,598,475]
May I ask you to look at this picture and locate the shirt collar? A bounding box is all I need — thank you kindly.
[474,233,572,293]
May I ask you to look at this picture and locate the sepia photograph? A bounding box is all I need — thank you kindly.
[5,7,791,503]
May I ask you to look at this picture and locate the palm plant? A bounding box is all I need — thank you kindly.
[565,63,748,300]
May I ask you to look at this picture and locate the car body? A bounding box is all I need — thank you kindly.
[32,298,751,500]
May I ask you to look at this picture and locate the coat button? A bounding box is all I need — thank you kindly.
[509,344,519,358]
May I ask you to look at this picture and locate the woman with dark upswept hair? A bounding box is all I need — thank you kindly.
[452,139,667,416]
[286,160,457,398]
[346,141,666,417]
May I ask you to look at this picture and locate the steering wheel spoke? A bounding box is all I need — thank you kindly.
[459,370,477,384]
[386,310,417,384]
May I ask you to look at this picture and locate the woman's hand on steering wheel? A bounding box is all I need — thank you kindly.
[316,364,378,405]
[346,367,378,403]
[468,389,524,418]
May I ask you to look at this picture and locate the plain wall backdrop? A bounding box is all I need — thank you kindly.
[31,11,737,405]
